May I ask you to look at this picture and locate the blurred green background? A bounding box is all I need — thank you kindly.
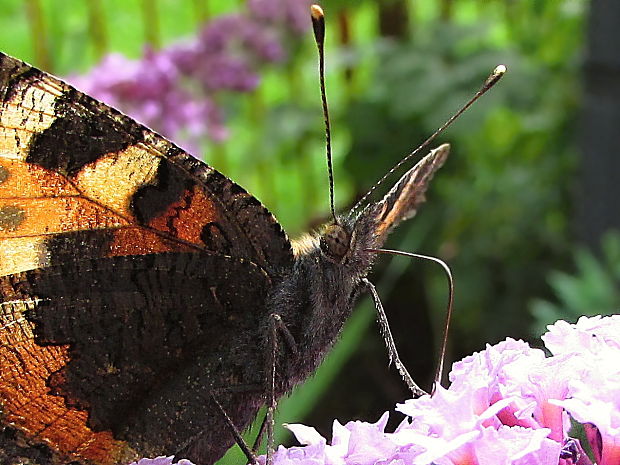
[2,0,619,462]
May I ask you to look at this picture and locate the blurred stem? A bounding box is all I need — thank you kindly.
[378,0,410,39]
[299,134,315,223]
[249,86,266,129]
[440,0,453,21]
[337,9,354,93]
[287,58,301,109]
[503,0,519,40]
[87,0,108,60]
[141,0,161,48]
[211,142,228,176]
[287,61,316,219]
[193,0,209,23]
[249,86,274,209]
[25,0,52,71]
[256,161,275,219]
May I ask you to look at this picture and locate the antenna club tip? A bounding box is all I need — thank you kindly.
[310,4,324,20]
[482,64,507,90]
[494,64,507,76]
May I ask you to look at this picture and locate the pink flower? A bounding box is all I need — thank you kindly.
[262,413,401,465]
[542,315,620,355]
[472,426,561,465]
[129,457,193,465]
[255,317,620,465]
[543,317,620,465]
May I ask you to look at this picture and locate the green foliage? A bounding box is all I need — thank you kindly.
[530,231,620,336]
[0,0,241,72]
[342,2,582,354]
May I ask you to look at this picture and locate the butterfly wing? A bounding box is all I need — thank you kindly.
[1,252,270,464]
[0,52,293,275]
[361,144,449,247]
[0,52,292,464]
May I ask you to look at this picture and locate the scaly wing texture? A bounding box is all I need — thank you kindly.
[366,144,449,246]
[0,52,292,464]
[0,253,270,464]
[0,52,293,275]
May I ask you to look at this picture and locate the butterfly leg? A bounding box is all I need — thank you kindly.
[209,392,259,464]
[362,278,427,397]
[265,313,298,465]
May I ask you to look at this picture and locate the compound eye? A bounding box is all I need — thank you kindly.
[320,223,350,262]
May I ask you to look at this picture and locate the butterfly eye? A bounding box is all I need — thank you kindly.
[320,223,351,262]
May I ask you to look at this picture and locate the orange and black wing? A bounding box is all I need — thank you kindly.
[0,52,293,275]
[1,252,271,465]
[0,52,292,464]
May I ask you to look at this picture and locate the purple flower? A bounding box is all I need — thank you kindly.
[247,0,312,35]
[198,14,285,64]
[69,49,221,152]
[543,317,620,465]
[68,0,310,150]
[129,457,194,465]
[252,316,620,465]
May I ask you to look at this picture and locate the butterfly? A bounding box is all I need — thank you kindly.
[0,36,451,465]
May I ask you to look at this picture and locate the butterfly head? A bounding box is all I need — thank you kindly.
[313,143,449,272]
[319,222,350,263]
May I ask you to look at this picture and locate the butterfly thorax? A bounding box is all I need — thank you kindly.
[272,216,378,392]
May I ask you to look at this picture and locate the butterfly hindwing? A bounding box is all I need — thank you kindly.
[1,252,270,463]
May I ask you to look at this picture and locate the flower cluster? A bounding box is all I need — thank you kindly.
[69,0,311,151]
[259,315,620,465]
[129,458,192,465]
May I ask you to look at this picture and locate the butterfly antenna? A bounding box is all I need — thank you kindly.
[366,248,454,393]
[352,65,507,216]
[311,4,338,224]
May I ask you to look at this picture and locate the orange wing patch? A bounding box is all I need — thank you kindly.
[0,295,135,465]
[0,143,221,275]
[147,183,219,245]
[0,159,79,197]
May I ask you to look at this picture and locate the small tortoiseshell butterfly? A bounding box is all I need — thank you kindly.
[0,9,467,464]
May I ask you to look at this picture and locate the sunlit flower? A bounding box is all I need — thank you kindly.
[129,456,193,465]
[249,316,620,465]
[544,316,620,465]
